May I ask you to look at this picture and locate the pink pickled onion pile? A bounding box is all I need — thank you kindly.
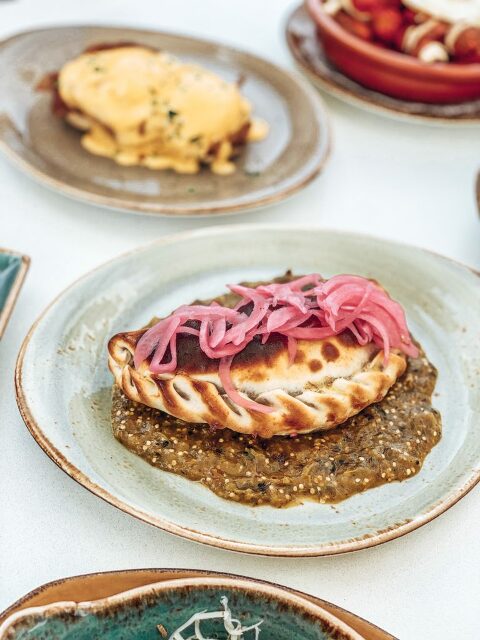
[134,274,418,413]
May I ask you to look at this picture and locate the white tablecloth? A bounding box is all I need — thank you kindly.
[1,1,479,638]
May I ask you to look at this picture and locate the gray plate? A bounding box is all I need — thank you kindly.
[0,25,331,217]
[15,225,480,556]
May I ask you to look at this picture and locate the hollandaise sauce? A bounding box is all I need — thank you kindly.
[58,45,268,174]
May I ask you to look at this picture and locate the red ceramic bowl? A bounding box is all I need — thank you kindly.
[306,0,480,104]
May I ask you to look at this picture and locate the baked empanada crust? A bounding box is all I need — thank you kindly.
[108,327,406,438]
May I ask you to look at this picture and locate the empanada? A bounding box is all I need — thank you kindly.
[108,273,416,438]
[108,329,406,438]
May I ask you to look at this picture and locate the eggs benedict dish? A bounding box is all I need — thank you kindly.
[44,43,268,175]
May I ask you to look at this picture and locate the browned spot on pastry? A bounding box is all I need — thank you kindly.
[175,333,287,376]
[337,330,357,347]
[348,382,370,409]
[175,334,218,374]
[276,395,313,434]
[351,396,367,410]
[309,359,322,372]
[191,380,230,423]
[190,380,205,394]
[155,380,176,409]
[322,342,340,362]
[323,395,344,419]
[294,350,305,364]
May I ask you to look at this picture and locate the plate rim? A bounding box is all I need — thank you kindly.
[0,24,331,217]
[0,248,30,339]
[0,576,365,640]
[284,4,480,127]
[14,224,480,557]
[0,568,397,640]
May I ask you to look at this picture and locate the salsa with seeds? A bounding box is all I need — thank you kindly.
[111,285,441,507]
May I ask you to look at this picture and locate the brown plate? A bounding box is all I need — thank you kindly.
[0,25,331,217]
[286,4,480,125]
[0,569,397,640]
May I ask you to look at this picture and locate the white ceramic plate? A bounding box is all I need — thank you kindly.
[15,226,480,556]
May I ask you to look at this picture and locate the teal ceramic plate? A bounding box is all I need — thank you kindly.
[0,248,29,338]
[0,569,395,640]
[0,25,330,217]
[0,577,363,640]
[15,225,480,556]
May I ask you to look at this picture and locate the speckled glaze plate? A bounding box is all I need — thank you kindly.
[0,248,29,339]
[15,225,480,556]
[0,576,365,640]
[286,4,480,126]
[0,25,330,217]
[0,569,396,640]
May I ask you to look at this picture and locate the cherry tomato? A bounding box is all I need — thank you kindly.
[453,27,480,63]
[372,8,403,44]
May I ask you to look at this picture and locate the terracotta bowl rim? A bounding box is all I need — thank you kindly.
[306,0,480,81]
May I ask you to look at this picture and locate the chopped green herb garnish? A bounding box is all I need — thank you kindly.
[167,109,178,120]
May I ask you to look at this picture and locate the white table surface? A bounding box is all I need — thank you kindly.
[1,1,479,638]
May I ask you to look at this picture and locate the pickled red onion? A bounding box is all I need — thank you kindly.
[134,274,418,413]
